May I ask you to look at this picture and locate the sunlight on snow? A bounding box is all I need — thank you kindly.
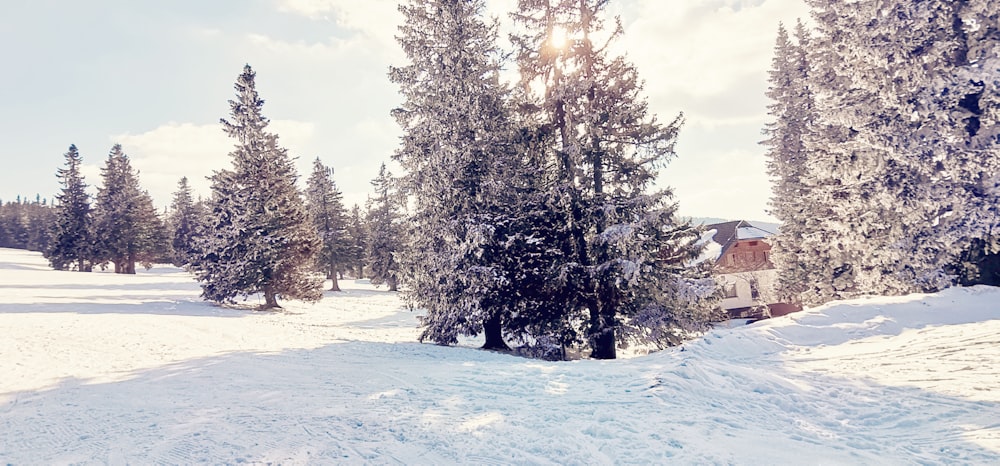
[960,425,1000,453]
[459,412,505,435]
[544,380,569,395]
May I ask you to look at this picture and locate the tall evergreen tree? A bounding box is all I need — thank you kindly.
[763,21,848,306]
[512,0,714,358]
[305,158,349,291]
[873,0,1000,288]
[366,163,403,292]
[192,64,323,309]
[391,0,538,350]
[768,0,1000,305]
[46,144,93,271]
[92,144,165,274]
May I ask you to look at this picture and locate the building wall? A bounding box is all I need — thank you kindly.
[718,239,773,271]
[716,268,779,311]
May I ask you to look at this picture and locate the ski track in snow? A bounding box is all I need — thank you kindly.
[1,248,998,464]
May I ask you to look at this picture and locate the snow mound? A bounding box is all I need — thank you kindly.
[1,248,998,464]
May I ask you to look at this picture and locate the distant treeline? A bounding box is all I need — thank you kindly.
[0,196,56,252]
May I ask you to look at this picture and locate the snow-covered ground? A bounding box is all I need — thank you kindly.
[1,248,998,465]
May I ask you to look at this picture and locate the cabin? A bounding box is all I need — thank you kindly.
[702,220,801,320]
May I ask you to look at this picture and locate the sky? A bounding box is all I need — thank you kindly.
[0,0,809,221]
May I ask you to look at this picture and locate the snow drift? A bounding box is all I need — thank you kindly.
[0,248,998,464]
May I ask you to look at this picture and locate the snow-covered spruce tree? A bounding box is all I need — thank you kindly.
[92,144,166,274]
[192,64,323,309]
[305,158,349,291]
[511,0,714,359]
[167,176,203,267]
[778,0,913,304]
[796,0,1000,296]
[344,204,369,279]
[762,22,815,304]
[391,0,539,350]
[46,144,94,271]
[869,0,1000,288]
[366,163,404,292]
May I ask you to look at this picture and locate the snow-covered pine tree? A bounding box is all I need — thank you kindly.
[192,64,323,309]
[794,0,1000,297]
[92,144,165,274]
[763,23,808,303]
[782,0,908,303]
[391,0,539,350]
[305,158,349,291]
[366,163,403,292]
[871,0,1000,288]
[46,144,93,271]
[167,176,202,267]
[511,0,713,359]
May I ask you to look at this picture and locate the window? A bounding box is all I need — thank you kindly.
[750,279,761,300]
[749,241,759,246]
[723,282,738,298]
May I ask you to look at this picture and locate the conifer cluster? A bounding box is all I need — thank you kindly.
[764,1,1000,305]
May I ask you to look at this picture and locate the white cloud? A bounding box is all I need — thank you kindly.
[620,0,807,127]
[90,120,316,208]
[274,0,402,53]
[659,148,776,222]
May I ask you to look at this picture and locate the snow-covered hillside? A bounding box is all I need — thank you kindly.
[1,248,998,464]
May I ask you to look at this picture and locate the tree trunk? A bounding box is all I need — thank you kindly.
[590,304,616,359]
[113,260,122,274]
[481,313,509,351]
[329,263,341,291]
[125,253,136,275]
[262,286,280,310]
[387,276,398,292]
[591,330,616,359]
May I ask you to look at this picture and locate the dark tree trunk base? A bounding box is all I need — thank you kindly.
[261,289,281,310]
[590,330,616,360]
[482,314,510,351]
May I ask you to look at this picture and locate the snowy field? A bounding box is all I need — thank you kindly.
[1,248,999,465]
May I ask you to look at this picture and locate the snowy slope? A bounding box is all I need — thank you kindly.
[1,248,998,464]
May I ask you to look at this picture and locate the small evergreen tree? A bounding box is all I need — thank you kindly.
[366,163,403,292]
[305,158,349,291]
[192,64,323,309]
[167,177,202,267]
[344,204,369,279]
[47,144,94,271]
[92,144,164,274]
